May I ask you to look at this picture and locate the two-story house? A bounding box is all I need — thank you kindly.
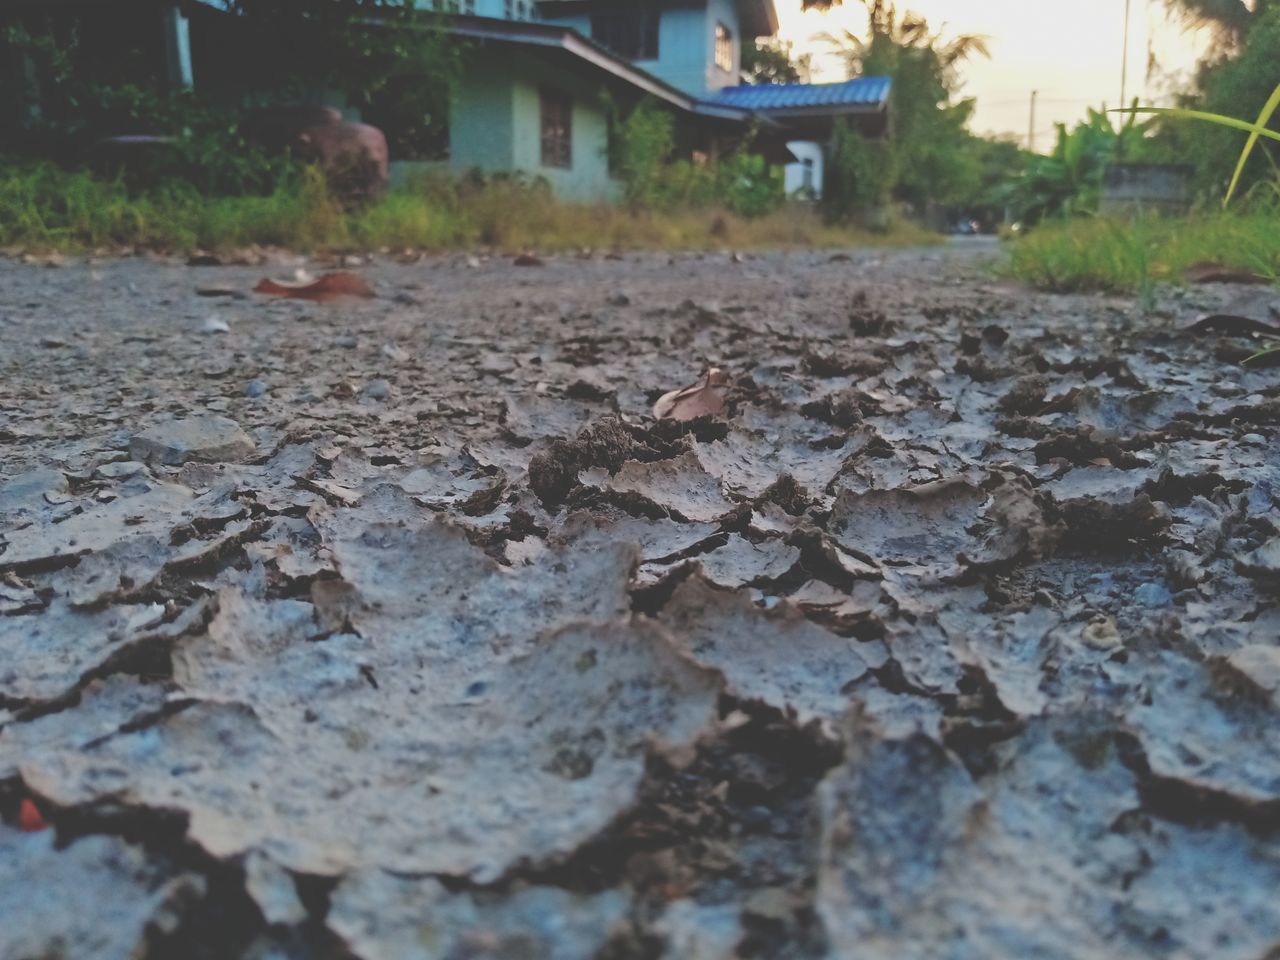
[430,0,891,200]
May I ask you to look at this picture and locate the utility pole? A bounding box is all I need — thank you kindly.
[1028,89,1038,153]
[1120,0,1132,107]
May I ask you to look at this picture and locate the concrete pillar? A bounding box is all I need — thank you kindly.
[162,5,194,89]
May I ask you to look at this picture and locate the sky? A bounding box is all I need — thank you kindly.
[774,0,1213,147]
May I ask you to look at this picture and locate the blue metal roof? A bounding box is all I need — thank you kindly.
[711,76,891,112]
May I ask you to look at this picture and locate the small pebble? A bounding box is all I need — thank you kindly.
[362,378,392,401]
[1133,582,1173,608]
[334,334,358,349]
[200,316,230,335]
[245,379,268,398]
[94,460,145,480]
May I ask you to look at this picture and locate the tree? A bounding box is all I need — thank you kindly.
[0,1,459,188]
[741,38,812,85]
[202,2,457,115]
[1173,3,1280,197]
[1162,0,1273,46]
[819,1,991,212]
[1002,108,1153,224]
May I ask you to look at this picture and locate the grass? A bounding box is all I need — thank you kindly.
[1016,81,1280,298]
[0,162,937,255]
[1006,209,1280,295]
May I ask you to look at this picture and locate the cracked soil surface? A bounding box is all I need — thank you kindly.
[2,242,1280,959]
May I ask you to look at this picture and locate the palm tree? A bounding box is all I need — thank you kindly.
[816,1,989,87]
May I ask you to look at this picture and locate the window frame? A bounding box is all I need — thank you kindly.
[714,21,734,73]
[591,9,660,61]
[539,87,573,170]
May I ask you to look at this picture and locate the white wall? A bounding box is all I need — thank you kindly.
[783,141,823,198]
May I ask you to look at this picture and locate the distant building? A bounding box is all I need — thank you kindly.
[1,0,891,203]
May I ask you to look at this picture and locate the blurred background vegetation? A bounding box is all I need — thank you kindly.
[0,0,1275,264]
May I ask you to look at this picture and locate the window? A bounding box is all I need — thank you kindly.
[802,158,814,191]
[504,0,534,19]
[591,9,660,60]
[540,88,572,169]
[714,22,734,72]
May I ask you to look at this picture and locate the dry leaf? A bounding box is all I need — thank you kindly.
[253,271,375,302]
[1185,261,1270,285]
[513,253,545,267]
[653,368,729,421]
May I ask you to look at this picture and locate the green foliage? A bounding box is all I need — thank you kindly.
[958,136,1025,226]
[1,1,457,191]
[821,1,989,211]
[1143,6,1280,201]
[610,101,677,208]
[1191,8,1280,199]
[608,100,784,219]
[740,39,811,85]
[1002,107,1155,225]
[1007,208,1280,294]
[1161,0,1268,44]
[0,160,933,254]
[823,119,896,225]
[1125,83,1280,207]
[203,1,459,152]
[0,161,343,250]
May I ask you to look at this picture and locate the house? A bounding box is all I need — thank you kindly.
[0,0,891,203]
[422,1,891,200]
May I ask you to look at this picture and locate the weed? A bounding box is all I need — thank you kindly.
[1006,209,1280,295]
[0,161,937,255]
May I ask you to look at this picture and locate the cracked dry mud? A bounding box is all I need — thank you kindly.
[2,243,1280,959]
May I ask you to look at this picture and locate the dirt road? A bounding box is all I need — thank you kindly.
[2,243,1279,959]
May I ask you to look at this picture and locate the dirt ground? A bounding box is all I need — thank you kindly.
[2,241,1280,960]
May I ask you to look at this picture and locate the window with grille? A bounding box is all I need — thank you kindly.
[505,0,533,19]
[540,88,572,169]
[591,9,659,60]
[714,22,733,72]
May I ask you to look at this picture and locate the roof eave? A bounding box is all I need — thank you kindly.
[447,17,696,112]
[757,102,888,120]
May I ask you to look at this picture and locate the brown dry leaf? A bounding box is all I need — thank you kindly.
[1184,261,1270,285]
[513,253,545,267]
[653,368,729,422]
[253,271,375,302]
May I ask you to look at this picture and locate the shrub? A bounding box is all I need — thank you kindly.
[823,119,896,226]
[608,100,784,219]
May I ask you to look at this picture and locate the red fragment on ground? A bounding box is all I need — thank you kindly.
[17,798,48,832]
[253,271,376,302]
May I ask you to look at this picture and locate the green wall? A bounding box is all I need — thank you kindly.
[449,49,621,203]
[450,56,517,173]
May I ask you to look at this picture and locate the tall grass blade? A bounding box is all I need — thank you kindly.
[1117,107,1280,143]
[1117,85,1280,207]
[1225,83,1280,206]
